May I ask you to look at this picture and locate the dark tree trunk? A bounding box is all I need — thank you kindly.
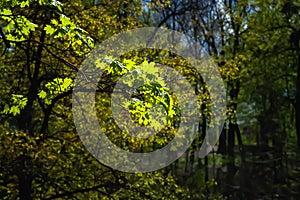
[228,123,235,158]
[218,127,227,155]
[18,29,46,134]
[260,93,269,147]
[16,156,33,200]
[204,156,209,183]
[19,174,33,200]
[235,124,245,162]
[184,149,189,174]
[226,82,241,192]
[296,46,300,147]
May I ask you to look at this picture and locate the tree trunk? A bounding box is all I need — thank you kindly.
[19,174,33,200]
[218,127,227,155]
[235,124,245,162]
[227,123,235,158]
[296,47,300,147]
[16,156,33,200]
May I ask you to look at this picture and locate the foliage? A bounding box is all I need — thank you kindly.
[1,0,300,199]
[0,0,191,199]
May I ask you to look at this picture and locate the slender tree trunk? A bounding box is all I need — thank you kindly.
[226,82,240,192]
[218,127,227,155]
[184,149,189,174]
[204,156,209,183]
[201,104,209,185]
[260,92,269,147]
[19,29,46,134]
[296,47,300,147]
[190,142,196,173]
[16,156,33,200]
[228,83,239,158]
[227,123,235,158]
[17,26,46,200]
[235,124,245,162]
[227,122,235,194]
[19,174,33,200]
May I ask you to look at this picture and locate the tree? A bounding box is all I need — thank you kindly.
[0,0,190,199]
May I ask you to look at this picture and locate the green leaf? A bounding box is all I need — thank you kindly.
[20,1,30,8]
[60,14,72,27]
[1,8,12,15]
[44,25,55,35]
[51,19,59,26]
[38,90,47,99]
[3,104,10,114]
[10,106,20,116]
